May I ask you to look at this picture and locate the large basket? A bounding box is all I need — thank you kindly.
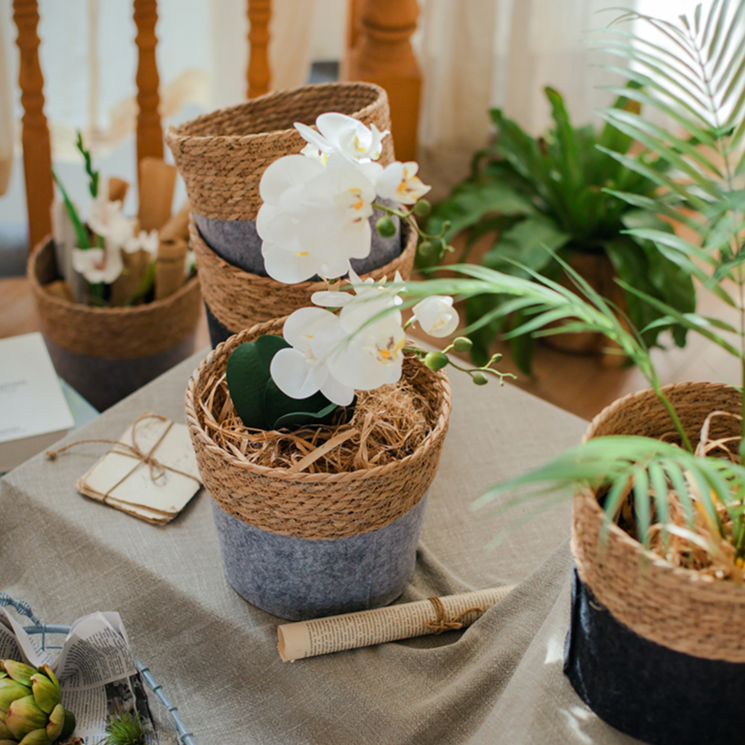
[191,217,417,338]
[28,239,201,410]
[185,317,452,619]
[566,382,745,745]
[165,82,394,223]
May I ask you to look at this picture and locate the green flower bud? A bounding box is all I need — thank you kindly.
[452,337,472,353]
[45,703,64,741]
[424,352,449,371]
[17,727,52,744]
[376,216,396,238]
[60,709,76,741]
[412,199,431,216]
[3,662,35,688]
[417,240,434,257]
[0,679,29,712]
[490,353,503,363]
[472,372,488,386]
[0,716,13,739]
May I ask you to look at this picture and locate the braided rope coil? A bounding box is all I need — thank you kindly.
[28,239,201,359]
[573,382,745,662]
[165,82,394,222]
[191,217,417,333]
[185,318,452,540]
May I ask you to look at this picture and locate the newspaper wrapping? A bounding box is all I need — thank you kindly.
[0,606,178,744]
[278,586,516,662]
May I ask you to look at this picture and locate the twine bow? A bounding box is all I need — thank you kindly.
[46,412,200,504]
[424,596,485,634]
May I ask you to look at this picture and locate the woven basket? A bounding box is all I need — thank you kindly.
[29,238,201,410]
[185,317,451,619]
[165,82,394,223]
[191,217,417,339]
[567,382,745,745]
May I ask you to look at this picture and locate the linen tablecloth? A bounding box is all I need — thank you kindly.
[0,350,641,744]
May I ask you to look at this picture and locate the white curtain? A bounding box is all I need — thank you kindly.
[416,0,710,197]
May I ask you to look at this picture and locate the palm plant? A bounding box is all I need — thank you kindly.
[401,0,745,572]
[422,84,696,372]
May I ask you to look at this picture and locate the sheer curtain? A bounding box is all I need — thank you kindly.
[416,0,710,197]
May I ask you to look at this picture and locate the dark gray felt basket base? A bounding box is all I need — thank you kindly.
[44,333,196,412]
[211,493,428,621]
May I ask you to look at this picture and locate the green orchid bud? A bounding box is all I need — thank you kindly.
[417,240,435,257]
[45,703,65,741]
[424,352,449,371]
[0,679,29,712]
[412,199,431,216]
[6,695,47,739]
[490,353,503,363]
[452,337,472,353]
[30,674,59,715]
[472,372,488,385]
[376,216,396,238]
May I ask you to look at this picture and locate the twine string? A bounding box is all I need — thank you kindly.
[425,596,485,634]
[46,413,200,504]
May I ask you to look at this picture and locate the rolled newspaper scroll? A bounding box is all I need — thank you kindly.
[278,586,515,662]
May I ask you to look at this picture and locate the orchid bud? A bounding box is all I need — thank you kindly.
[413,199,431,216]
[376,216,396,238]
[424,352,449,371]
[453,337,472,353]
[418,240,435,256]
[472,372,488,385]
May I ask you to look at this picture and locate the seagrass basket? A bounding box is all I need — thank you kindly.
[165,82,395,223]
[566,382,745,745]
[190,217,417,342]
[29,238,201,411]
[185,317,452,620]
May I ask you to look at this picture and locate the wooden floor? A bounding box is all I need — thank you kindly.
[1,275,737,422]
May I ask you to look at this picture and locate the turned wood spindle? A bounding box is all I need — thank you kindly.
[13,0,53,250]
[134,0,164,192]
[343,0,422,162]
[247,0,272,99]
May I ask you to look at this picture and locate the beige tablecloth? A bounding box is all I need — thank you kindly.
[0,350,641,744]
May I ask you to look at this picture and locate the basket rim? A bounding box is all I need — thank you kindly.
[185,318,453,483]
[28,237,200,319]
[164,82,388,148]
[576,380,745,602]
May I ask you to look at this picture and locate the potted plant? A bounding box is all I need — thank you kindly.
[394,3,745,743]
[29,136,200,411]
[184,116,506,620]
[166,82,420,348]
[421,83,696,372]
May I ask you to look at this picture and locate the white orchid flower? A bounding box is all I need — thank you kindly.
[258,154,377,283]
[124,229,159,255]
[71,244,124,284]
[311,269,404,310]
[412,296,459,338]
[375,161,431,205]
[295,113,388,163]
[87,190,135,247]
[270,307,355,406]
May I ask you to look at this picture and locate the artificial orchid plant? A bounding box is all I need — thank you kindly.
[226,114,510,432]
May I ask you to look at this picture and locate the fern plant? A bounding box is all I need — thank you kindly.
[422,85,696,373]
[400,0,745,573]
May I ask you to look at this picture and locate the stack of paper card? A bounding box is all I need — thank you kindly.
[77,413,202,525]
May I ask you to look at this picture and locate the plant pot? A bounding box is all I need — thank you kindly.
[190,217,417,348]
[29,238,201,411]
[166,82,408,348]
[185,318,452,621]
[565,382,745,745]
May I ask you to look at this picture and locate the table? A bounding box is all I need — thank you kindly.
[0,349,641,744]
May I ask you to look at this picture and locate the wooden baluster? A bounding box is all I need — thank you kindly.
[343,0,422,162]
[13,0,53,250]
[133,0,163,199]
[247,0,272,98]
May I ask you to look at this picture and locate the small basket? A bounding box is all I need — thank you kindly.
[191,217,417,337]
[0,594,195,745]
[165,82,394,223]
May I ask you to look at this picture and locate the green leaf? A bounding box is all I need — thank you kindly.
[52,171,89,249]
[482,217,571,273]
[264,379,342,430]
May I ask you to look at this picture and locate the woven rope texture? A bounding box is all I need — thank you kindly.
[573,382,745,662]
[166,82,394,222]
[185,318,452,540]
[191,217,417,333]
[29,239,201,359]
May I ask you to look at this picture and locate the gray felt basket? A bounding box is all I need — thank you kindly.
[185,319,452,621]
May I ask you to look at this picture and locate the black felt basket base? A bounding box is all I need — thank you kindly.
[564,567,745,745]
